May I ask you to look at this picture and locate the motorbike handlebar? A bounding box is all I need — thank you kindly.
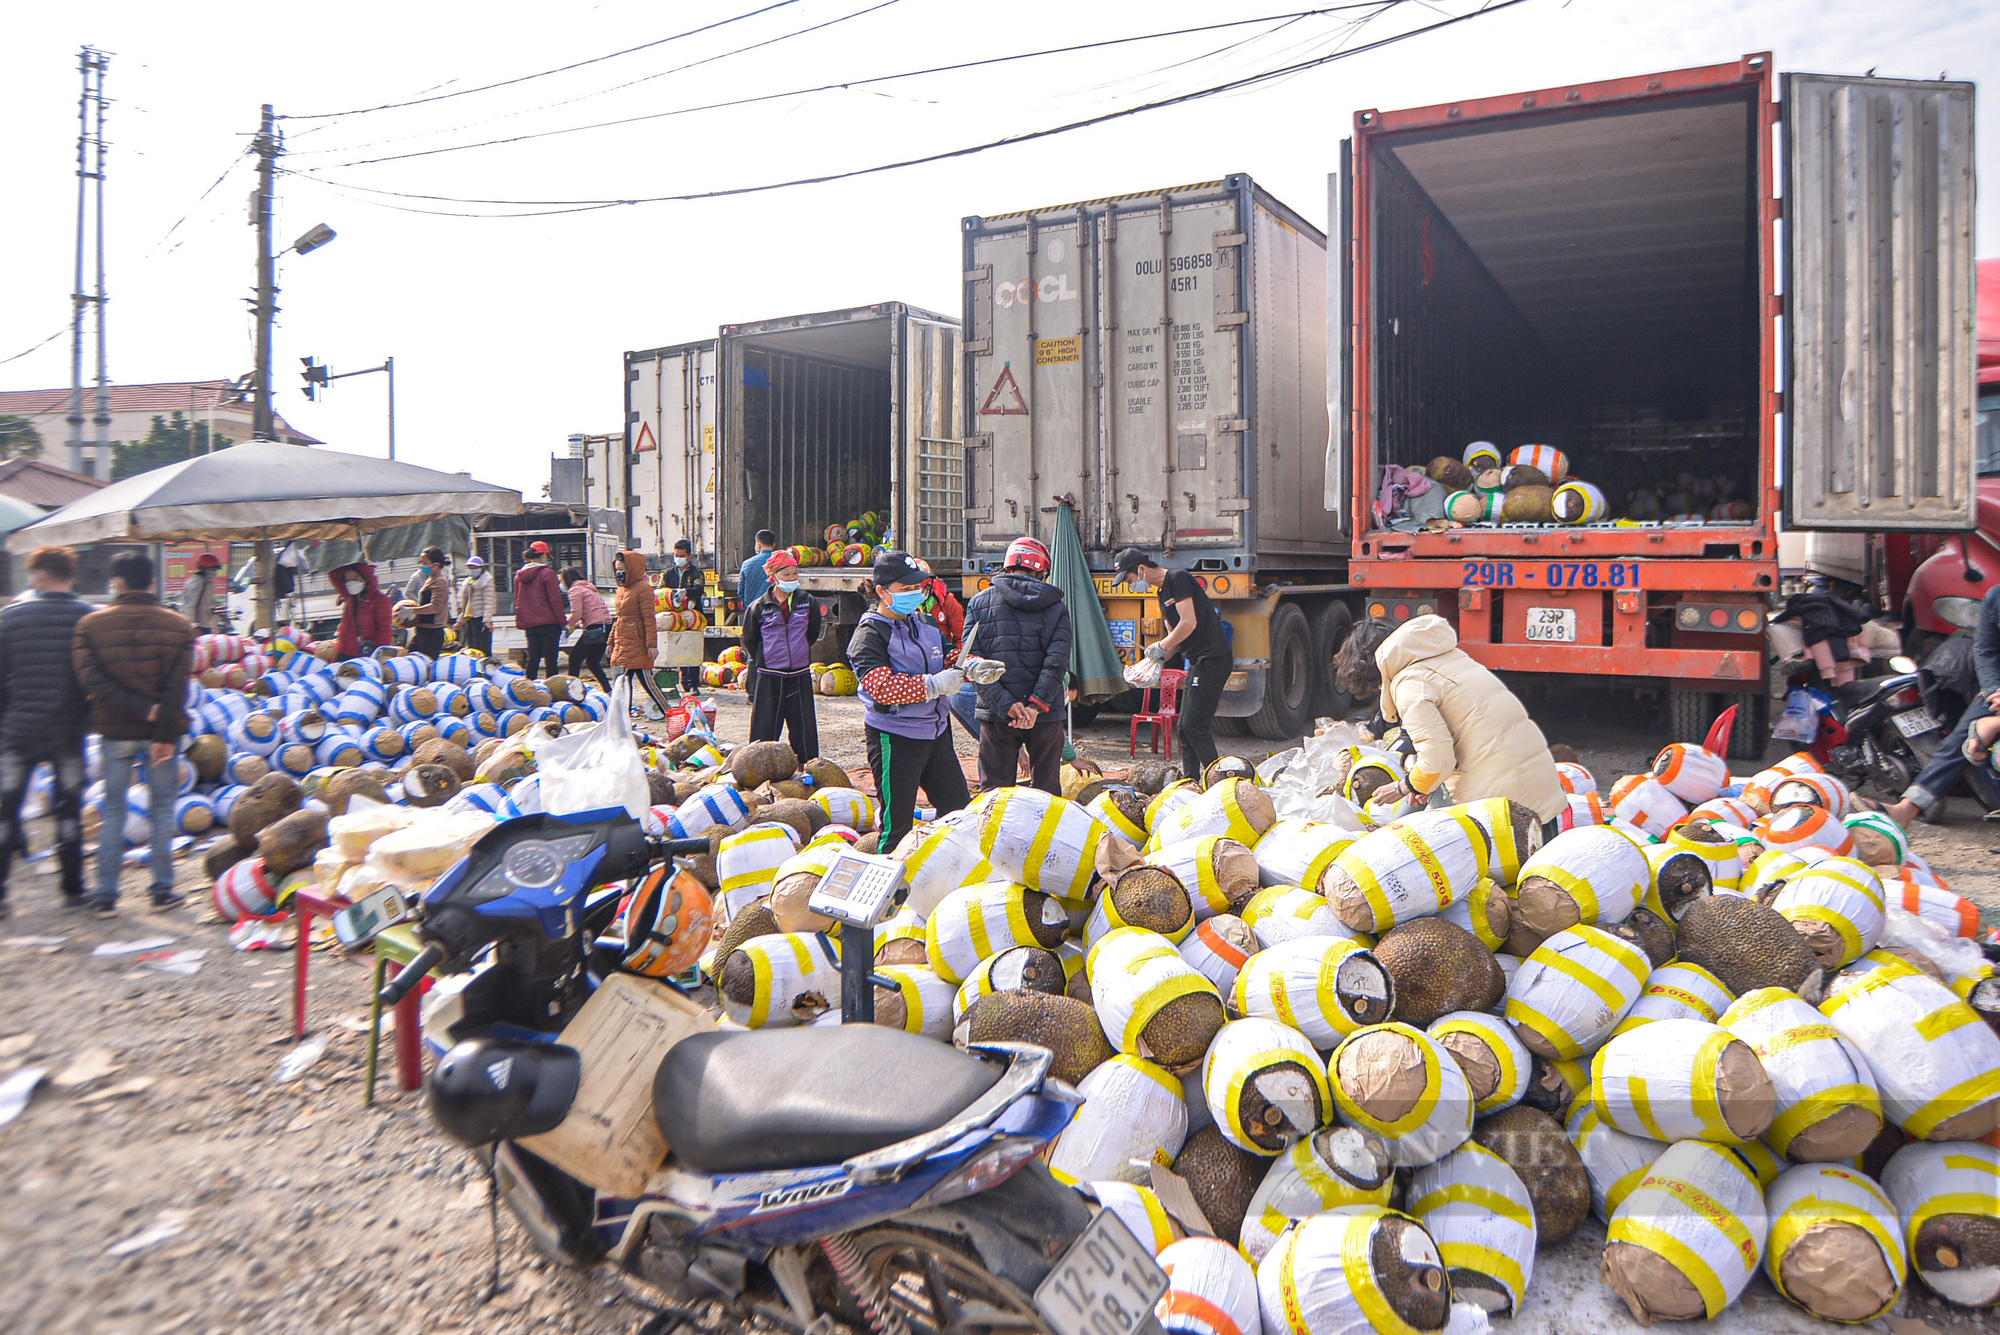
[649,837,711,859]
[378,942,447,1008]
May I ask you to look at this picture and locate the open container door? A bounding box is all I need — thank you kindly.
[898,313,965,574]
[1784,73,1978,530]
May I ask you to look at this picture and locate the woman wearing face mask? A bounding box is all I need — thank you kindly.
[408,546,452,659]
[740,549,820,765]
[607,549,676,721]
[658,537,707,695]
[847,550,971,853]
[331,561,393,658]
[561,565,612,691]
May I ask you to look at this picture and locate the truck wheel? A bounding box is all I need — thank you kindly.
[1726,691,1770,764]
[1310,602,1357,720]
[1248,603,1314,740]
[1667,691,1712,747]
[1215,715,1249,737]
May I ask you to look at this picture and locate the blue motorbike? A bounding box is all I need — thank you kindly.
[382,810,1155,1335]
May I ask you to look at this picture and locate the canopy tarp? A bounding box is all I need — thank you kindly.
[1049,501,1126,706]
[302,517,474,573]
[0,493,51,539]
[4,441,521,552]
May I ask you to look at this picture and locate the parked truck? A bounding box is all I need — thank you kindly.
[1339,54,1976,756]
[960,176,1346,738]
[624,302,963,652]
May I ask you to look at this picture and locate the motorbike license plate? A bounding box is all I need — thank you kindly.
[332,885,410,948]
[1524,607,1577,642]
[1893,707,1942,739]
[1034,1209,1169,1335]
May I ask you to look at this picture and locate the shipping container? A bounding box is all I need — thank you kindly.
[1340,54,1976,755]
[961,176,1345,737]
[624,303,963,647]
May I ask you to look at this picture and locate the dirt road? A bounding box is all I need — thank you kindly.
[1,683,1990,1334]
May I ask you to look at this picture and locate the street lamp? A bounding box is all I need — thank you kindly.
[292,222,337,256]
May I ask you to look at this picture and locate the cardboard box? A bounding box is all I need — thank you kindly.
[517,973,715,1196]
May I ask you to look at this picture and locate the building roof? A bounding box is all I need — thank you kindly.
[0,379,322,445]
[0,457,106,509]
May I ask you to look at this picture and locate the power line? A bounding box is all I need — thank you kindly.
[142,148,250,259]
[293,0,1529,214]
[284,0,809,119]
[296,6,1375,170]
[0,328,68,368]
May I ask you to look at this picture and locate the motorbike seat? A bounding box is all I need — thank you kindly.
[652,1027,1004,1174]
[1833,677,1885,707]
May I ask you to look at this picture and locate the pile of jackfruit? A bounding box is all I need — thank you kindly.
[678,732,2000,1333]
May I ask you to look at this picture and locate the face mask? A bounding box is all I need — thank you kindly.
[1126,578,1151,595]
[674,556,688,567]
[344,579,363,595]
[776,579,800,594]
[890,589,927,616]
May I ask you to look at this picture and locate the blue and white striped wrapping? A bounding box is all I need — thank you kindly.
[289,672,339,706]
[299,655,339,677]
[463,680,506,714]
[443,782,507,815]
[222,753,270,786]
[278,711,328,746]
[196,692,253,735]
[431,683,467,716]
[173,757,197,795]
[495,708,528,736]
[209,784,245,824]
[381,654,430,686]
[257,669,298,697]
[397,719,440,747]
[389,684,440,723]
[264,651,303,675]
[328,693,382,729]
[500,675,542,708]
[338,656,384,682]
[359,724,405,763]
[528,706,561,726]
[227,711,281,756]
[669,784,752,840]
[273,741,319,777]
[432,653,482,684]
[497,775,545,820]
[314,732,364,769]
[183,678,205,710]
[579,692,609,721]
[466,711,502,738]
[173,794,214,834]
[435,716,474,746]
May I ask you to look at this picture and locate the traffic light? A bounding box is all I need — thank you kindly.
[301,356,328,400]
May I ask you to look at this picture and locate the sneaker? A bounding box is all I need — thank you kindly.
[150,889,186,910]
[86,898,117,917]
[61,891,89,910]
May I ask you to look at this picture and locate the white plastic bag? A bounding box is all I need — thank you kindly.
[1772,687,1818,744]
[525,676,650,820]
[1123,656,1163,690]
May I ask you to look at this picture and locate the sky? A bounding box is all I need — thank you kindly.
[1,0,1992,499]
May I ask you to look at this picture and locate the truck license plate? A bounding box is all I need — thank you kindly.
[1524,608,1577,642]
[1892,707,1941,739]
[1035,1209,1169,1335]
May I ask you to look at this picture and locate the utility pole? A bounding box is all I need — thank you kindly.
[250,104,279,442]
[67,48,110,478]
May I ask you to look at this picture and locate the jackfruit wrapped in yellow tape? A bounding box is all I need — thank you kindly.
[1156,1237,1260,1335]
[1879,1140,2000,1308]
[1664,822,1744,892]
[1238,1124,1396,1265]
[718,931,842,1028]
[1720,987,1884,1163]
[1437,879,1511,951]
[1513,825,1648,938]
[1407,1143,1538,1317]
[1589,1018,1774,1145]
[1323,809,1489,935]
[1049,1053,1188,1186]
[1566,1095,1668,1223]
[1330,1022,1474,1168]
[950,946,1066,1022]
[1742,845,1817,897]
[1085,870,1197,949]
[1427,1011,1531,1115]
[1144,776,1277,855]
[1239,885,1364,950]
[1178,916,1254,996]
[1770,857,1885,968]
[898,810,994,917]
[1612,962,1734,1036]
[872,963,956,1040]
[1146,781,1203,839]
[966,787,1108,909]
[1603,1140,1768,1322]
[1146,835,1259,921]
[1729,1138,1785,1189]
[1087,1181,1181,1256]
[1505,924,1649,1060]
[715,821,803,917]
[1087,926,1226,1068]
[1454,797,1542,888]
[1763,1163,1906,1323]
[809,786,878,832]
[925,880,1067,984]
[872,907,927,962]
[1087,788,1147,848]
[1232,936,1392,1047]
[1202,1016,1333,1155]
[1820,955,2000,1141]
[1334,745,1403,806]
[1254,819,1356,898]
[1255,1206,1449,1335]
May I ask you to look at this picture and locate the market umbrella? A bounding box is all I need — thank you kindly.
[0,493,51,540]
[1048,500,1125,706]
[3,442,520,550]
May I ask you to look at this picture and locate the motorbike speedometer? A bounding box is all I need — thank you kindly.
[502,840,567,890]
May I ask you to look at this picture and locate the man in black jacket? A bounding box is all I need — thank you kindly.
[0,547,96,913]
[963,537,1072,794]
[659,538,706,694]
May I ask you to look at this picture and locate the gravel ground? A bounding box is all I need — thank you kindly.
[1,681,1991,1335]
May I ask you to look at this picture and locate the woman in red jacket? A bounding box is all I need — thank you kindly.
[331,562,393,657]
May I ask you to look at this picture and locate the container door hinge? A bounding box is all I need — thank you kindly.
[1215,418,1249,433]
[1215,312,1249,328]
[1213,232,1247,248]
[965,340,992,355]
[1218,498,1251,512]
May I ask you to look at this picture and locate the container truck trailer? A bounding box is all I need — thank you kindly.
[624,302,963,652]
[960,175,1347,738]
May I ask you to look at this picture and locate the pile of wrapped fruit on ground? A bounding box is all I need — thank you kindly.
[695,648,858,696]
[689,732,2000,1332]
[1418,442,1755,528]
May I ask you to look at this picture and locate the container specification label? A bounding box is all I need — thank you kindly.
[1035,337,1081,366]
[1462,561,1642,589]
[1172,323,1209,412]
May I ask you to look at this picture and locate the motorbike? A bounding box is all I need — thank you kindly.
[1813,660,1931,795]
[378,809,1152,1335]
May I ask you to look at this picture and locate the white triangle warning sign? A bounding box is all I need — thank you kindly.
[633,421,658,453]
[979,363,1028,416]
